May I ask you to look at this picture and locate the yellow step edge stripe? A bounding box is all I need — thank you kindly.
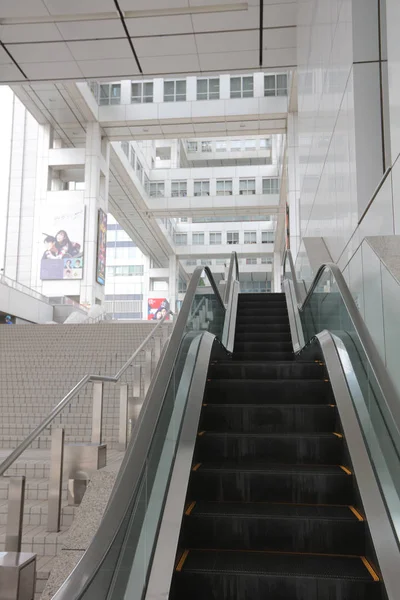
[340,465,352,475]
[176,549,190,572]
[192,463,201,471]
[333,432,343,438]
[185,501,196,516]
[198,431,206,436]
[349,506,364,522]
[361,556,380,582]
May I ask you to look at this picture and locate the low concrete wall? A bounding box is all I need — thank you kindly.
[0,280,53,323]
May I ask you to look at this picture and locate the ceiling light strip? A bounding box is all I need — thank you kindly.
[0,40,27,78]
[113,0,143,75]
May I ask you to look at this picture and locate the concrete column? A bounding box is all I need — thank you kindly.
[153,78,164,103]
[186,76,197,101]
[287,113,301,260]
[273,253,281,293]
[120,80,131,105]
[80,122,110,307]
[220,75,230,99]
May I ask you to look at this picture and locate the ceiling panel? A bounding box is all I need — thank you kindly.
[161,123,195,134]
[0,46,13,64]
[191,7,258,33]
[56,19,125,40]
[42,0,116,16]
[21,61,83,80]
[126,15,193,37]
[119,0,189,9]
[67,39,133,61]
[263,2,297,28]
[195,31,258,55]
[140,54,200,75]
[199,50,258,72]
[134,35,197,58]
[263,27,296,50]
[0,23,62,43]
[8,41,75,64]
[0,63,25,82]
[0,0,49,18]
[77,58,139,78]
[263,48,296,67]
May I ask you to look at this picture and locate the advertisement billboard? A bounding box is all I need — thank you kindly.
[40,201,84,281]
[96,209,107,285]
[148,298,170,321]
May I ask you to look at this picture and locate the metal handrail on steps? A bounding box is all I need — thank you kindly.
[0,314,171,548]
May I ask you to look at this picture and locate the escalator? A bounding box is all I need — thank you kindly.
[170,292,383,600]
[52,253,399,600]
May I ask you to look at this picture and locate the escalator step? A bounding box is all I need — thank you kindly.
[238,308,289,317]
[182,501,365,555]
[236,316,290,325]
[232,352,294,361]
[190,462,354,504]
[208,362,325,380]
[195,432,343,464]
[201,404,337,433]
[173,549,380,600]
[234,332,292,342]
[205,380,333,404]
[234,342,293,353]
[235,323,291,333]
[238,302,287,310]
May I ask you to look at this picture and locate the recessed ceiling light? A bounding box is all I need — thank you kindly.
[240,123,245,128]
[143,128,149,132]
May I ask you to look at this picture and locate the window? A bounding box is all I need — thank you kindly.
[194,180,210,196]
[121,141,129,157]
[187,141,198,152]
[216,258,227,265]
[231,140,242,152]
[186,260,197,266]
[260,138,272,149]
[216,141,227,152]
[263,178,280,194]
[210,232,222,245]
[136,158,143,184]
[244,231,257,244]
[264,73,288,97]
[262,231,275,243]
[246,258,257,265]
[230,76,254,98]
[107,265,144,277]
[245,139,256,151]
[149,182,165,197]
[131,81,153,103]
[239,179,256,195]
[99,83,121,105]
[201,141,212,152]
[174,233,187,245]
[216,179,233,195]
[197,78,220,100]
[227,231,239,245]
[201,259,212,266]
[156,147,171,161]
[180,217,188,223]
[192,232,205,245]
[129,146,136,169]
[261,256,273,264]
[164,80,186,102]
[171,181,187,197]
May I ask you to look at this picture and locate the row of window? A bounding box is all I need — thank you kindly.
[145,178,280,198]
[94,74,288,105]
[175,231,275,246]
[106,265,144,277]
[185,256,273,266]
[186,139,272,153]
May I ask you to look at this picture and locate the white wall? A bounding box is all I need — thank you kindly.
[295,0,398,277]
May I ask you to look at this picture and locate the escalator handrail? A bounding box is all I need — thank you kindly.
[52,265,225,600]
[223,251,240,305]
[283,248,400,442]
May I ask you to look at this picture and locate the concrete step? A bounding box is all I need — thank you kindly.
[0,524,69,556]
[0,499,77,527]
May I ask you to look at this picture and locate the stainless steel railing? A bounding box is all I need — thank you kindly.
[0,314,171,549]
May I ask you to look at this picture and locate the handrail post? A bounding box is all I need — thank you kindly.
[48,428,65,532]
[154,337,162,363]
[118,384,129,451]
[91,382,104,444]
[144,350,153,395]
[5,476,25,552]
[133,365,142,399]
